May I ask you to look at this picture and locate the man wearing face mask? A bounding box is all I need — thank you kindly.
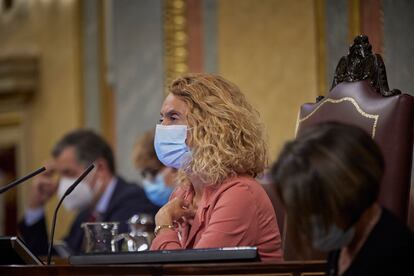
[133,129,177,208]
[18,129,159,256]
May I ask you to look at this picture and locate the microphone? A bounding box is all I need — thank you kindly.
[46,163,95,265]
[0,167,46,194]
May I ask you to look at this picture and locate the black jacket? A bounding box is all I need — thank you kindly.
[18,177,159,256]
[326,208,414,276]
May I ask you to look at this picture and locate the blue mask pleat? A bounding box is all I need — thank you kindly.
[154,124,191,169]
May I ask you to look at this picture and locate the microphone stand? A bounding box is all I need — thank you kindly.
[46,164,95,265]
[0,167,46,194]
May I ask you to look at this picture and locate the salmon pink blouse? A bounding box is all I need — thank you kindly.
[150,176,283,262]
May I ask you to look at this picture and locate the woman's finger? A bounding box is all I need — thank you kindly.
[180,199,191,208]
[181,208,196,219]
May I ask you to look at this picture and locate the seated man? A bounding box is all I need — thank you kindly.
[18,129,159,255]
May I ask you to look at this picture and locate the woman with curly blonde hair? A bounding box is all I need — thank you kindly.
[150,74,282,261]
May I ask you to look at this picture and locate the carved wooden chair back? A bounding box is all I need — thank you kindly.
[284,35,414,260]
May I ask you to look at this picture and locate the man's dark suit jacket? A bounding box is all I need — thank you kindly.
[18,177,159,256]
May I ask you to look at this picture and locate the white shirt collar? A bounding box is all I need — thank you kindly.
[95,177,117,214]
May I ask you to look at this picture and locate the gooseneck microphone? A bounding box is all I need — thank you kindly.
[46,164,95,265]
[0,167,46,194]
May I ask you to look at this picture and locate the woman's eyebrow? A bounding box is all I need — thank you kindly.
[165,110,181,117]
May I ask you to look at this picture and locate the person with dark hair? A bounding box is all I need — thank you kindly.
[18,129,159,256]
[270,122,414,275]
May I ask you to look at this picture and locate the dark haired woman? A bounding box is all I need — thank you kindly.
[271,122,414,275]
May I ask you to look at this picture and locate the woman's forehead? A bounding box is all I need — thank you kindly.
[161,94,188,115]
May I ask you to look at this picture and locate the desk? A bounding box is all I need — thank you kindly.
[0,261,326,275]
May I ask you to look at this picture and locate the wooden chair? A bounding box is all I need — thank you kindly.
[283,35,414,260]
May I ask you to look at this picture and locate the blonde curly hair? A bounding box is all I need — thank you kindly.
[169,73,268,185]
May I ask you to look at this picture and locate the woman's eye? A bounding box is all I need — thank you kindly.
[158,118,164,123]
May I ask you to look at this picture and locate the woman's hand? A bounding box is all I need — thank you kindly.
[155,197,196,227]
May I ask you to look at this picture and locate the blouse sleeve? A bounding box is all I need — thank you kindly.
[150,228,181,250]
[150,187,186,250]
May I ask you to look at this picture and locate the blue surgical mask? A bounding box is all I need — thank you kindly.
[311,217,355,252]
[154,124,191,169]
[143,173,173,207]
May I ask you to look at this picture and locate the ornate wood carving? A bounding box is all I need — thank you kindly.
[164,0,188,93]
[332,35,400,97]
[0,55,39,100]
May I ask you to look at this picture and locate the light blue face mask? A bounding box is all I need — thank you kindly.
[154,124,191,169]
[143,173,173,207]
[311,216,355,252]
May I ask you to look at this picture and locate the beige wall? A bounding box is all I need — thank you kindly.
[0,0,83,239]
[218,0,319,161]
[0,0,320,240]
